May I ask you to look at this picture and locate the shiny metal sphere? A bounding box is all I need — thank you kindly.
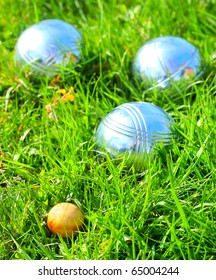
[95,102,174,166]
[132,36,202,89]
[15,19,82,75]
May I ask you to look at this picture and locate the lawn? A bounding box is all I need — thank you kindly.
[0,0,216,260]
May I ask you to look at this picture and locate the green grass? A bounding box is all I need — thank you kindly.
[0,0,216,260]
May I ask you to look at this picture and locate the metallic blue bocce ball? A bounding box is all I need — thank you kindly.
[95,102,175,167]
[15,19,82,75]
[132,36,202,89]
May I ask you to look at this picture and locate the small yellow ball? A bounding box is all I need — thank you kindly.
[47,202,84,237]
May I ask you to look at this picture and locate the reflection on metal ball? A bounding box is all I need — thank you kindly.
[15,19,82,75]
[95,102,175,167]
[132,36,202,89]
